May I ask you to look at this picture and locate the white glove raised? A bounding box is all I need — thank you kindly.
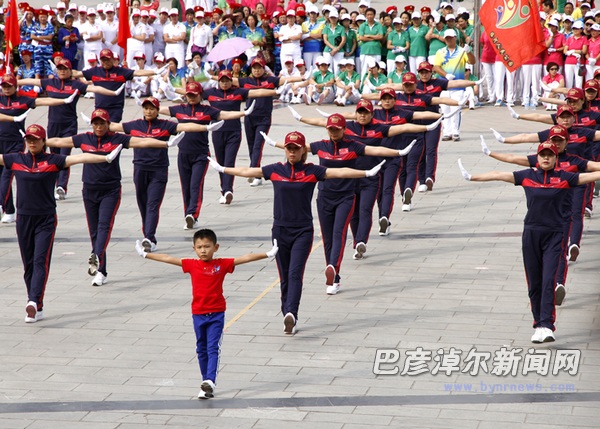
[288,105,302,121]
[64,89,79,104]
[260,131,277,147]
[133,90,143,106]
[445,73,455,81]
[13,109,30,122]
[458,158,472,181]
[114,84,125,96]
[463,44,472,54]
[81,112,91,125]
[244,100,256,115]
[106,144,123,163]
[266,239,279,259]
[480,135,491,156]
[398,139,416,156]
[508,105,520,120]
[365,160,385,177]
[316,108,331,118]
[135,240,148,258]
[475,74,486,85]
[491,128,506,143]
[275,80,290,95]
[167,132,185,147]
[154,64,169,75]
[426,116,443,131]
[206,120,224,132]
[206,155,225,173]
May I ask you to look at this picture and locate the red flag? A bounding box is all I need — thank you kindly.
[117,0,131,59]
[479,0,546,72]
[4,0,20,73]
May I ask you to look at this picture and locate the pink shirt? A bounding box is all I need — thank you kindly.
[565,35,588,65]
[543,73,564,85]
[588,37,600,60]
[545,31,566,66]
[480,32,496,64]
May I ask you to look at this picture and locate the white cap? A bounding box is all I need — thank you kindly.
[56,1,66,9]
[358,0,370,7]
[169,8,179,16]
[329,9,338,18]
[581,2,591,7]
[140,10,149,17]
[78,5,87,12]
[69,2,77,10]
[445,13,455,20]
[439,2,449,8]
[134,51,145,59]
[338,58,348,66]
[345,58,355,66]
[356,14,366,21]
[305,3,318,14]
[341,13,351,21]
[316,55,329,65]
[465,64,473,71]
[0,53,5,61]
[87,52,97,61]
[159,7,169,14]
[365,57,377,69]
[105,4,114,12]
[195,10,204,17]
[149,9,157,17]
[131,8,140,16]
[585,11,595,18]
[283,56,294,64]
[154,52,165,62]
[443,29,457,38]
[539,11,547,19]
[294,58,305,67]
[97,3,104,12]
[395,54,406,63]
[551,13,562,21]
[443,2,453,8]
[573,20,584,29]
[377,61,386,70]
[548,19,559,27]
[563,14,574,22]
[392,17,402,24]
[592,23,600,31]
[87,7,96,15]
[411,11,421,19]
[286,9,295,16]
[431,10,441,23]
[456,7,468,15]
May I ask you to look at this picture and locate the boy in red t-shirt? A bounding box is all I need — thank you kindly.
[135,229,278,399]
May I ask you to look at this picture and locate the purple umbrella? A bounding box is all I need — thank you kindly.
[206,37,254,63]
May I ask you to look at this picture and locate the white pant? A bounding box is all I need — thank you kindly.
[521,64,542,104]
[409,56,426,74]
[310,85,335,104]
[440,89,464,137]
[564,63,582,89]
[494,61,516,103]
[303,52,320,70]
[481,61,496,102]
[359,54,381,79]
[164,44,185,66]
[323,51,344,75]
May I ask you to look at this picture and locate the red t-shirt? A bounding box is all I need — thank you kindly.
[182,258,235,314]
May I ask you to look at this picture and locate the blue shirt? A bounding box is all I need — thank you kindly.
[538,127,596,159]
[41,78,89,122]
[372,107,419,150]
[204,87,250,131]
[167,103,221,154]
[82,66,135,111]
[238,75,279,119]
[122,118,177,170]
[344,121,390,170]
[309,138,366,194]
[72,132,131,188]
[0,94,36,142]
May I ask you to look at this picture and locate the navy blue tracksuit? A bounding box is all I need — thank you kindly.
[238,75,280,167]
[514,168,580,331]
[81,65,135,122]
[344,121,391,246]
[416,78,447,185]
[168,103,221,221]
[73,132,132,276]
[205,87,251,195]
[123,119,177,245]
[311,138,365,283]
[3,151,67,311]
[262,161,327,321]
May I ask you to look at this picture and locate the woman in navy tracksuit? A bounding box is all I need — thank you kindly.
[45,108,177,286]
[206,131,385,335]
[0,124,121,322]
[459,141,600,343]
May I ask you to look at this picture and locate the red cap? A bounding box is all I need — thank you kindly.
[557,105,575,116]
[421,6,431,13]
[404,5,415,13]
[549,125,569,141]
[379,88,396,99]
[417,61,433,72]
[57,59,72,69]
[326,113,346,129]
[142,96,160,109]
[251,57,266,67]
[21,49,33,56]
[565,87,584,100]
[218,70,233,80]
[52,51,64,59]
[537,142,559,156]
[284,131,306,147]
[594,68,600,77]
[385,6,397,13]
[91,108,110,122]
[232,58,243,65]
[185,81,203,95]
[213,8,223,15]
[356,99,374,113]
[194,5,204,12]
[24,124,46,139]
[402,72,417,85]
[1,74,17,86]
[584,79,600,91]
[99,49,114,59]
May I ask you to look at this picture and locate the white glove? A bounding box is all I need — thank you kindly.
[19,129,25,138]
[398,139,416,156]
[154,64,169,75]
[426,116,443,131]
[133,91,143,106]
[81,112,91,125]
[266,239,278,259]
[491,128,505,143]
[244,100,256,115]
[475,74,486,85]
[303,67,313,80]
[316,108,331,118]
[480,135,491,156]
[458,159,472,181]
[48,59,58,75]
[365,160,385,177]
[590,58,597,66]
[135,240,148,258]
[106,144,123,163]
[64,89,79,104]
[13,109,30,122]
[114,84,125,95]
[275,80,290,95]
[445,73,455,81]
[574,53,581,60]
[167,132,185,147]
[288,105,302,121]
[206,155,225,173]
[206,120,224,132]
[463,44,472,54]
[566,50,574,56]
[508,105,520,120]
[548,47,556,53]
[260,131,277,147]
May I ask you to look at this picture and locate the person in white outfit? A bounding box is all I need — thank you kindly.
[127,9,146,68]
[100,4,120,57]
[152,8,168,56]
[141,11,155,65]
[81,8,103,64]
[186,10,213,61]
[127,52,153,97]
[163,9,187,66]
[275,10,303,64]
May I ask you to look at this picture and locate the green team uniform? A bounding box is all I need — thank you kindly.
[343,28,357,56]
[313,70,335,92]
[408,25,428,57]
[428,27,447,57]
[358,21,385,55]
[323,23,345,52]
[337,70,360,86]
[362,72,387,91]
[387,30,409,61]
[388,69,407,83]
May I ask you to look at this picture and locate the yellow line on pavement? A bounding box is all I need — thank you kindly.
[225,239,323,330]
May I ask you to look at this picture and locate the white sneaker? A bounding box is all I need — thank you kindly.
[24,301,43,323]
[378,216,390,236]
[585,207,593,218]
[283,312,297,334]
[531,328,544,343]
[325,264,335,286]
[417,184,428,193]
[402,203,412,212]
[141,238,153,252]
[1,212,16,223]
[224,191,233,204]
[200,380,216,398]
[326,282,340,295]
[555,283,566,306]
[250,178,263,187]
[541,327,555,343]
[197,390,209,399]
[353,242,366,260]
[92,272,107,286]
[568,243,580,262]
[55,186,66,200]
[88,253,99,276]
[339,96,347,105]
[218,195,227,204]
[426,177,434,191]
[403,188,413,205]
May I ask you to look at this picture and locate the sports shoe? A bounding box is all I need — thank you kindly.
[402,203,412,212]
[218,195,227,204]
[403,188,413,206]
[506,102,515,107]
[283,312,296,335]
[584,207,593,218]
[426,177,434,191]
[200,380,216,398]
[55,186,66,200]
[334,96,342,106]
[555,283,566,306]
[88,253,99,276]
[326,282,340,295]
[452,134,460,141]
[325,264,335,286]
[250,178,263,187]
[568,244,580,262]
[1,212,16,223]
[302,93,309,104]
[24,301,44,323]
[417,184,428,193]
[541,327,555,343]
[185,214,196,230]
[378,216,390,236]
[353,242,367,260]
[197,390,209,399]
[531,328,544,343]
[141,238,153,253]
[441,135,452,141]
[92,272,107,286]
[494,100,503,107]
[224,191,233,204]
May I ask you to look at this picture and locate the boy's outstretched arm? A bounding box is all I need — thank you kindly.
[135,240,183,266]
[234,240,279,266]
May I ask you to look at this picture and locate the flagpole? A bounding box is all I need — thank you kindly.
[473,0,482,76]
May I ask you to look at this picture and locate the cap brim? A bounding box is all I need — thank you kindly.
[284,142,304,147]
[326,125,344,130]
